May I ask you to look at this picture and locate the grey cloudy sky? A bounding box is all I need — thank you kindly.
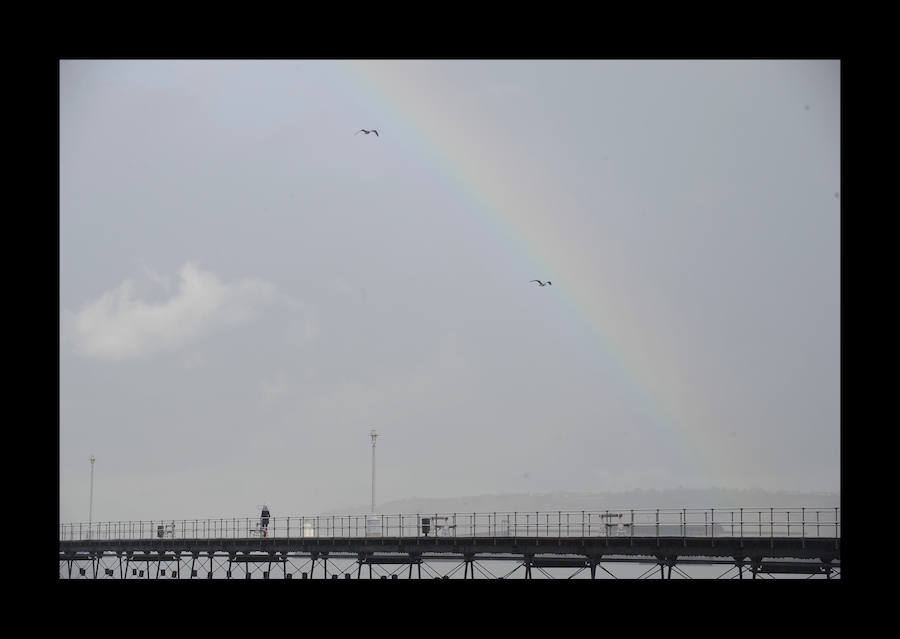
[59,60,840,523]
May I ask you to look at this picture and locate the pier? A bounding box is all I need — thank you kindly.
[59,508,840,579]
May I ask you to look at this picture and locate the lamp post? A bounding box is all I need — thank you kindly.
[89,455,95,538]
[370,429,378,513]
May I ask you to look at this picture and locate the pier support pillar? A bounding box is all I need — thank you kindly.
[658,556,676,579]
[749,557,761,579]
[734,557,747,580]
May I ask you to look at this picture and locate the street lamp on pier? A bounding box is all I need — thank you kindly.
[370,429,378,513]
[89,455,95,538]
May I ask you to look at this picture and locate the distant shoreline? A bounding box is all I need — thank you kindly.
[323,487,840,516]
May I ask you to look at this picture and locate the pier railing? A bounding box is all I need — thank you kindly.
[59,508,840,542]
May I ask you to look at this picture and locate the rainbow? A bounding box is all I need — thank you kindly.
[333,61,727,486]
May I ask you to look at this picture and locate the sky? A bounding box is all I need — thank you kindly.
[59,60,840,523]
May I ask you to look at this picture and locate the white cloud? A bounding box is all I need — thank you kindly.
[140,263,171,294]
[62,262,277,361]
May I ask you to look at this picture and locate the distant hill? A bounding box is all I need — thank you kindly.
[323,488,840,516]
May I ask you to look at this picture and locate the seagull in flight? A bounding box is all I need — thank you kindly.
[356,129,379,137]
[530,280,552,287]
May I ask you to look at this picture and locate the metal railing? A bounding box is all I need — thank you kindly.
[59,508,840,542]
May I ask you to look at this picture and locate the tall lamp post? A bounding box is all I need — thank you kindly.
[89,455,95,538]
[370,428,378,513]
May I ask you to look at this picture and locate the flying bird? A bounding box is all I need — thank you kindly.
[356,129,379,136]
[530,280,552,286]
